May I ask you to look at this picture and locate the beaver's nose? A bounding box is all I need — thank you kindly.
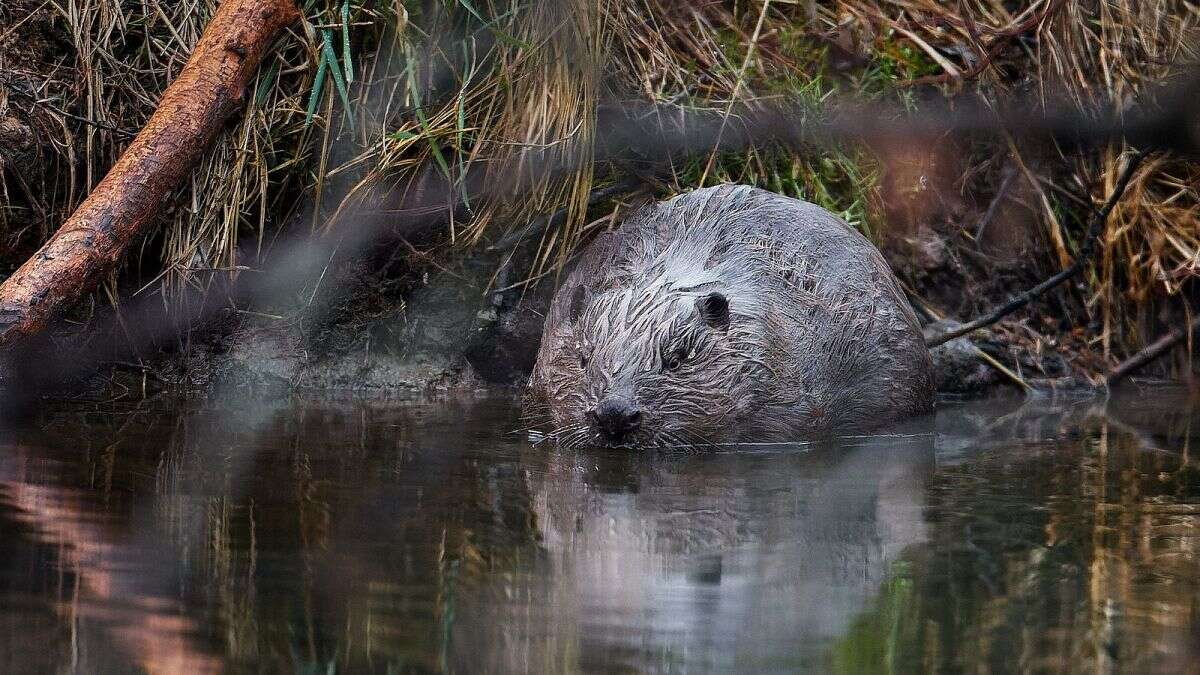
[590,396,643,441]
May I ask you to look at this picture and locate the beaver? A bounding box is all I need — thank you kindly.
[528,184,934,448]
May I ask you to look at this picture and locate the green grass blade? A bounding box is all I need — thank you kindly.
[456,92,469,208]
[453,0,487,24]
[341,0,354,84]
[254,62,280,106]
[321,29,354,130]
[405,57,451,181]
[304,47,329,128]
[417,106,452,180]
[454,0,530,50]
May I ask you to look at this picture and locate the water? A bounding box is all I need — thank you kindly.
[0,390,1197,673]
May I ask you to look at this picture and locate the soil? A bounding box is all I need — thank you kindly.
[125,212,1023,399]
[111,230,559,396]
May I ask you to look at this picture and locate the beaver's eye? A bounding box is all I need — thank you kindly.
[580,353,589,368]
[663,347,686,372]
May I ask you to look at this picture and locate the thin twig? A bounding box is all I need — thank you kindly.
[909,291,1031,391]
[0,1,52,45]
[486,176,643,252]
[974,166,1017,242]
[7,90,138,139]
[926,149,1148,348]
[698,0,772,185]
[973,347,1033,392]
[46,106,138,140]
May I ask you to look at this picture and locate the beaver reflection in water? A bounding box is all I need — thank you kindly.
[528,184,934,448]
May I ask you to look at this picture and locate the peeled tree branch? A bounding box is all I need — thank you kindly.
[0,0,299,348]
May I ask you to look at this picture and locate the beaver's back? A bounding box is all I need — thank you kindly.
[533,184,934,437]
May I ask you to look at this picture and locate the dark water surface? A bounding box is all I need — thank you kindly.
[0,390,1198,673]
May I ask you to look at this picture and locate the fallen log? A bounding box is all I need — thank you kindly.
[0,0,299,348]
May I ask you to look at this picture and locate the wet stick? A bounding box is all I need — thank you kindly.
[0,0,300,348]
[1107,314,1200,387]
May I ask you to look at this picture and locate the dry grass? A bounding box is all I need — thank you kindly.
[2,0,1198,375]
[0,0,328,301]
[846,0,1200,363]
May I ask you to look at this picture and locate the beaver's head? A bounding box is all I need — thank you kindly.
[532,274,761,449]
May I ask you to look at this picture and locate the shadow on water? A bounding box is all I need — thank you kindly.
[0,390,1196,672]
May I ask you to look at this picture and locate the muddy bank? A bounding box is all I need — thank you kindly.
[0,171,1061,402]
[171,249,553,394]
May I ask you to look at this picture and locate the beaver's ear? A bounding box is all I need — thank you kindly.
[568,285,588,324]
[696,292,730,331]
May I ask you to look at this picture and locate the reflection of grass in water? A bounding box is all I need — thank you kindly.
[830,559,918,675]
[830,415,1200,674]
[438,556,459,673]
[137,401,547,672]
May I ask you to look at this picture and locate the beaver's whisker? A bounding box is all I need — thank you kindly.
[561,432,581,451]
[568,430,598,451]
[652,430,683,450]
[692,429,720,450]
[546,422,579,438]
[554,425,589,451]
[531,422,583,447]
[545,422,587,445]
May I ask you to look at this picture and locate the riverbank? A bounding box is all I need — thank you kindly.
[2,1,1197,400]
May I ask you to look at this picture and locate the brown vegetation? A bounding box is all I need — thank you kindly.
[0,1,1198,389]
